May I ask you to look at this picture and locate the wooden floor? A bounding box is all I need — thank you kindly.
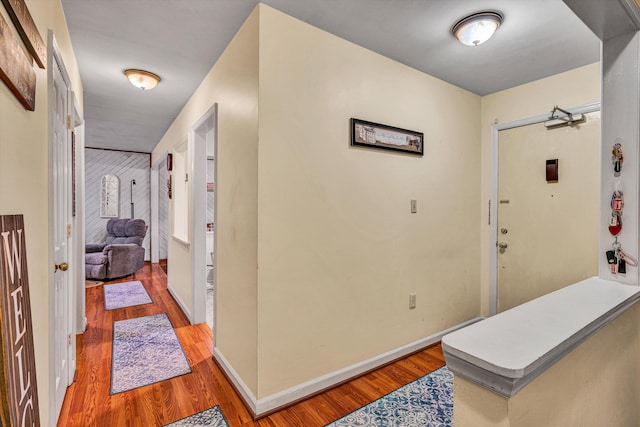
[58,264,446,426]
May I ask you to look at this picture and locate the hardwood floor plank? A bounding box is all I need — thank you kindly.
[58,264,446,426]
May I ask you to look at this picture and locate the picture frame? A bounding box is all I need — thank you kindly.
[100,174,120,218]
[351,118,424,156]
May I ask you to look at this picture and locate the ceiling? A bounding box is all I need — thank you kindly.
[61,0,601,154]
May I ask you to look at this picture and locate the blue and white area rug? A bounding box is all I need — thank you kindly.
[111,313,192,394]
[326,366,453,427]
[164,406,230,427]
[104,280,152,310]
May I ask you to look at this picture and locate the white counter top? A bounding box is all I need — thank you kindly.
[442,276,640,396]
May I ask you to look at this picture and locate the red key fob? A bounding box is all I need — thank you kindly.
[609,213,622,236]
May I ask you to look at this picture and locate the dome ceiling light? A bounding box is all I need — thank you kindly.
[124,69,161,90]
[452,12,503,46]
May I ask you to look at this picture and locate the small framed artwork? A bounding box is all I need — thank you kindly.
[100,174,120,218]
[351,118,423,156]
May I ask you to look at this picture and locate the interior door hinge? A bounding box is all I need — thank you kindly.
[488,200,491,225]
[67,334,72,345]
[67,115,73,130]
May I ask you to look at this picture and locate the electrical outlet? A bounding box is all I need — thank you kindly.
[411,199,417,213]
[409,293,416,309]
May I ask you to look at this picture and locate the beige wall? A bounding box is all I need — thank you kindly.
[256,5,481,398]
[150,3,602,404]
[454,301,640,426]
[479,63,601,315]
[154,3,481,399]
[0,0,611,421]
[0,0,82,424]
[152,7,260,393]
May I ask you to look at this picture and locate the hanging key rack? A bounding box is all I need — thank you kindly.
[606,138,636,276]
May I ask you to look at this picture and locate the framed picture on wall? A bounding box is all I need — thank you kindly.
[351,118,424,156]
[100,174,120,218]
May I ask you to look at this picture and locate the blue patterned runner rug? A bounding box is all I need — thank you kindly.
[164,406,230,427]
[111,313,192,394]
[104,280,152,310]
[325,366,453,427]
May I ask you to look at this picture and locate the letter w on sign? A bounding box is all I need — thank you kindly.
[1,228,22,284]
[0,215,40,427]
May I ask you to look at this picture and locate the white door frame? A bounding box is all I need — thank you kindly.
[72,102,86,335]
[48,31,77,425]
[489,102,601,315]
[190,105,217,326]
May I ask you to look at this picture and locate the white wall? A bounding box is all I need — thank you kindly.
[84,148,151,260]
[599,32,639,285]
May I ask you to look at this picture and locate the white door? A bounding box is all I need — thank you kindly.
[497,112,601,312]
[52,58,72,418]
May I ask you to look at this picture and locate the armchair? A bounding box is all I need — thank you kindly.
[85,218,148,280]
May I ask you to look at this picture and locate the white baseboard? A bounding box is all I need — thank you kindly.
[167,282,193,324]
[214,317,483,417]
[213,348,259,413]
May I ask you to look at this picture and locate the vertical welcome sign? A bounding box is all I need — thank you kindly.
[0,215,40,426]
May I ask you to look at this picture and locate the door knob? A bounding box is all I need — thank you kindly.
[498,242,508,249]
[54,262,69,272]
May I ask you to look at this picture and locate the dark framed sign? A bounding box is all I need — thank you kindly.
[0,11,36,110]
[351,118,424,156]
[1,0,47,68]
[0,215,40,427]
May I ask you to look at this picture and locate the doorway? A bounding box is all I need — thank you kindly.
[490,105,601,313]
[206,154,215,329]
[156,156,170,274]
[191,105,217,328]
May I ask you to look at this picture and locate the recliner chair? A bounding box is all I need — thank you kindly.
[85,218,147,280]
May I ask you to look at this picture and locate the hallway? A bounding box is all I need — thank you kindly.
[58,264,445,426]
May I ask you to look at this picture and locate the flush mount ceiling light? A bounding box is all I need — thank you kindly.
[452,12,503,46]
[124,69,161,90]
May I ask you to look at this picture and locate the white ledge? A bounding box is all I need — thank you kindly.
[442,276,640,397]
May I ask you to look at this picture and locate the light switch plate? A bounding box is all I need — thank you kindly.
[411,199,417,213]
[409,293,416,309]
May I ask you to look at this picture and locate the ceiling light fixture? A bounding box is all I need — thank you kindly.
[452,12,503,46]
[124,69,161,90]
